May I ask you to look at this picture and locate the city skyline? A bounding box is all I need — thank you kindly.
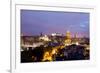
[21,9,90,38]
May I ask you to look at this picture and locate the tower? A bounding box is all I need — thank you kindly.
[64,31,71,45]
[70,33,79,45]
[74,33,79,45]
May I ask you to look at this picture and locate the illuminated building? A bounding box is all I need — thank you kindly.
[72,33,79,45]
[39,35,51,41]
[64,31,71,46]
[51,33,62,36]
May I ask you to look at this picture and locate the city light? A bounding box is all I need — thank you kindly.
[21,31,90,62]
[21,10,90,63]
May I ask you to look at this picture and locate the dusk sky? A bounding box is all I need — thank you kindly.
[21,10,89,37]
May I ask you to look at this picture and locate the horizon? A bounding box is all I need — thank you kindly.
[21,9,90,38]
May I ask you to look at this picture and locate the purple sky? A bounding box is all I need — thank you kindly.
[21,9,89,37]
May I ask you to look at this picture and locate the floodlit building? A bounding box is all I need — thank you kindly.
[64,31,71,46]
[51,33,62,36]
[39,35,51,41]
[72,33,79,45]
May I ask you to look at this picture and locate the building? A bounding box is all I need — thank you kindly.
[39,35,51,41]
[64,31,71,45]
[51,33,62,36]
[72,33,79,45]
